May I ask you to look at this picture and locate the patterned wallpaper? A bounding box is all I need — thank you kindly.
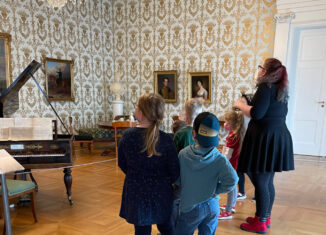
[1,0,276,133]
[0,0,114,133]
[112,0,276,132]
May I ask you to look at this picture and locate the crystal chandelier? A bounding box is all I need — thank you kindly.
[42,0,77,9]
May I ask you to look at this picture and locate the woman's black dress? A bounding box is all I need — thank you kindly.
[238,83,294,173]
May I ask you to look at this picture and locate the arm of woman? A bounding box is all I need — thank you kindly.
[248,83,272,120]
[118,137,127,174]
[234,84,272,119]
[233,99,252,118]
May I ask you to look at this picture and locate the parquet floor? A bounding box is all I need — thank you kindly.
[2,143,326,235]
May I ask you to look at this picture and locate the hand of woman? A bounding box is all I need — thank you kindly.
[233,99,245,109]
[233,98,252,118]
[240,97,248,105]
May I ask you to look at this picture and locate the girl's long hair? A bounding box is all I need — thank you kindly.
[224,110,245,147]
[258,57,289,102]
[137,93,164,157]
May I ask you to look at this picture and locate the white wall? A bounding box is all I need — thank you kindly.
[274,0,326,156]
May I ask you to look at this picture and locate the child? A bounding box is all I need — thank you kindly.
[118,93,180,235]
[172,120,187,134]
[175,112,238,235]
[171,98,202,226]
[173,98,202,153]
[219,110,245,219]
[237,94,252,201]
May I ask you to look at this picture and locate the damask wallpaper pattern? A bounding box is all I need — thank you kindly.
[112,0,276,131]
[0,0,276,133]
[0,0,114,133]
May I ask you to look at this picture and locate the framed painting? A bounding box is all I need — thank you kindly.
[154,70,177,103]
[189,72,212,103]
[0,33,11,94]
[45,57,74,101]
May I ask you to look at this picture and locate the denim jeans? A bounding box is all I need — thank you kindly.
[226,186,237,212]
[175,197,219,235]
[171,199,180,227]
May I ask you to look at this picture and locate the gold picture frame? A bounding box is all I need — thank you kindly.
[189,72,212,103]
[0,33,12,94]
[44,57,74,101]
[154,70,177,103]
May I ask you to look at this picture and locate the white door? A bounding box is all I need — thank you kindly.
[291,27,326,156]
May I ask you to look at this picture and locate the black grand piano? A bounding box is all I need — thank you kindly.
[0,60,74,205]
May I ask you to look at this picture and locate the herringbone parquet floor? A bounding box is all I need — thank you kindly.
[3,143,326,235]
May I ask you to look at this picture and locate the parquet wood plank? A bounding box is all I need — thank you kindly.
[2,145,326,234]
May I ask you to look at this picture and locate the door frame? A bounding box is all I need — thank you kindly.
[286,22,326,156]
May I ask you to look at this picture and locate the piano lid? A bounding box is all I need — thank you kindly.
[0,60,41,117]
[0,60,41,102]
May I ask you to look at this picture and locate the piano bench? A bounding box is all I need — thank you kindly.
[74,135,94,151]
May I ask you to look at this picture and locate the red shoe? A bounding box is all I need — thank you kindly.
[219,204,236,213]
[218,211,233,220]
[246,216,271,228]
[240,217,267,234]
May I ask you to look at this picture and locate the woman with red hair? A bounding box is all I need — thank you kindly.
[233,58,294,234]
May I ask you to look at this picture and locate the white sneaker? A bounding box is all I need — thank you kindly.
[237,193,247,200]
[220,205,236,213]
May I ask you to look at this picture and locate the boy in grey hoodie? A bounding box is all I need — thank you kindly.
[175,112,238,235]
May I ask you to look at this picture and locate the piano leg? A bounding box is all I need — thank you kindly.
[63,168,73,205]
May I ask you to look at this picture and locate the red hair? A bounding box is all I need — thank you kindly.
[260,58,289,102]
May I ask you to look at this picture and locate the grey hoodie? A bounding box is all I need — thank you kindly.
[177,145,238,212]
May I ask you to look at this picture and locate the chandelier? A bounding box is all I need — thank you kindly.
[42,0,77,9]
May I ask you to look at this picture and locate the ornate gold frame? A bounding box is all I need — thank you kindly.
[189,72,212,103]
[0,33,12,91]
[44,57,74,101]
[154,70,177,103]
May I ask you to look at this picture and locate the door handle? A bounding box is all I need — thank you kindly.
[317,101,325,107]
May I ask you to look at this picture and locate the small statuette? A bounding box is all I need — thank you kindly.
[110,72,124,101]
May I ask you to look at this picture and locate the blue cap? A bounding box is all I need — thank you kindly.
[195,112,220,147]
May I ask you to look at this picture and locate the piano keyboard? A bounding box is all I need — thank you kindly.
[13,153,66,158]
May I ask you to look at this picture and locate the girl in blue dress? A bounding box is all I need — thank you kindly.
[118,93,180,235]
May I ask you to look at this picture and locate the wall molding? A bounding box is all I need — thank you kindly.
[274,12,296,23]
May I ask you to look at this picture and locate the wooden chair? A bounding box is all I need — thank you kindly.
[112,121,137,158]
[69,117,93,152]
[1,179,37,234]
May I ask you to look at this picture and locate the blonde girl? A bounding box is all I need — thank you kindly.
[118,93,180,235]
[219,110,245,220]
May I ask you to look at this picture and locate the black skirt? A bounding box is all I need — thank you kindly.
[237,118,294,173]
